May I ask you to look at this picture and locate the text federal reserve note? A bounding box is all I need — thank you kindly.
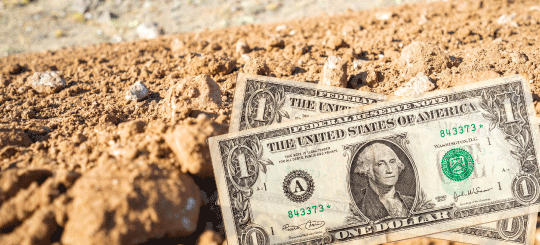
[229,73,387,132]
[210,75,540,245]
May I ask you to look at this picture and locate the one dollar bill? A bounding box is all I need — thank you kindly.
[228,74,538,245]
[212,74,540,244]
[229,73,387,132]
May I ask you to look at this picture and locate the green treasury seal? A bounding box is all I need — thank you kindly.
[441,148,474,181]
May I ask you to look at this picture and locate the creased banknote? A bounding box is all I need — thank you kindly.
[212,74,540,245]
[228,74,538,245]
[229,73,387,132]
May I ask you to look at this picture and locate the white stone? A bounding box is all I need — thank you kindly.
[325,56,342,69]
[275,24,287,31]
[236,40,250,54]
[375,11,392,21]
[497,13,516,25]
[353,59,367,70]
[30,71,66,94]
[394,73,435,96]
[137,22,161,39]
[126,81,149,101]
[320,56,347,88]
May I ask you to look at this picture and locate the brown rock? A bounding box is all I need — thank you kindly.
[360,70,380,87]
[510,51,528,64]
[0,127,32,149]
[164,114,228,177]
[21,109,35,119]
[243,57,270,75]
[400,41,450,79]
[62,160,202,245]
[162,75,222,118]
[294,45,308,56]
[266,38,285,49]
[236,40,250,54]
[208,43,222,51]
[326,36,349,50]
[320,56,348,87]
[29,71,66,94]
[185,54,236,76]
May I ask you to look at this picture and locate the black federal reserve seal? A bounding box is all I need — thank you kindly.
[283,170,315,203]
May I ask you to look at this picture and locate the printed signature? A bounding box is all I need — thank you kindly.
[282,220,325,231]
[454,187,493,202]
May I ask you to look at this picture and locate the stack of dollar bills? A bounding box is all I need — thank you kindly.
[209,73,539,245]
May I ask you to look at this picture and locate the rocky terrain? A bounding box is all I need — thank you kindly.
[1,0,540,244]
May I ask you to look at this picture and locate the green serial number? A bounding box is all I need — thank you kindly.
[440,124,477,137]
[288,204,330,218]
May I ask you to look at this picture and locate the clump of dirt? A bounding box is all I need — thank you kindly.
[164,115,228,178]
[0,0,539,244]
[321,56,348,87]
[399,41,451,80]
[184,54,236,76]
[161,75,223,119]
[243,57,270,75]
[0,127,31,149]
[61,158,201,245]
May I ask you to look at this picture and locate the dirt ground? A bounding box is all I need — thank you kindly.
[0,0,540,244]
[0,0,414,55]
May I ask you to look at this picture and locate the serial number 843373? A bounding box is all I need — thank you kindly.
[440,124,478,138]
[288,205,329,218]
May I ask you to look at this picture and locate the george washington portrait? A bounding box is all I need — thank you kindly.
[349,140,417,221]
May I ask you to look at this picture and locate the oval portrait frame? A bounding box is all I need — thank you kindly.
[346,137,420,223]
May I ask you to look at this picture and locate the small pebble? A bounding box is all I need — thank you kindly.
[97,10,115,23]
[22,109,35,119]
[360,70,380,87]
[30,71,66,94]
[375,11,392,21]
[126,81,149,102]
[236,40,250,54]
[326,36,349,50]
[266,38,285,49]
[17,85,30,94]
[394,72,435,96]
[171,38,185,53]
[320,56,347,88]
[353,59,367,70]
[137,22,162,39]
[497,13,516,25]
[275,24,287,31]
[510,52,528,64]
